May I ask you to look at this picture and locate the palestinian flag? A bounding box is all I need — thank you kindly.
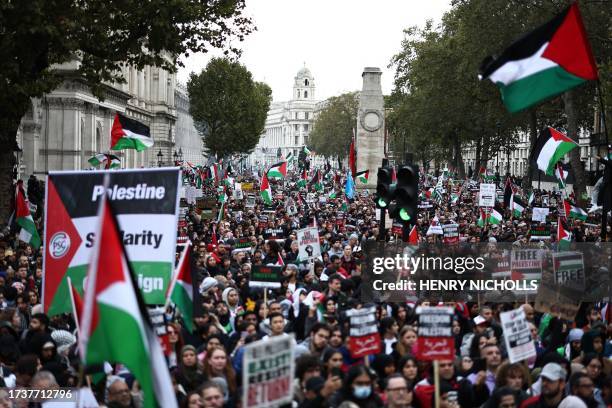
[303,146,311,155]
[479,3,598,113]
[477,207,503,227]
[557,217,572,250]
[408,225,418,245]
[450,194,459,205]
[260,173,272,205]
[208,163,219,183]
[88,154,120,169]
[504,179,513,208]
[267,161,287,179]
[356,170,369,184]
[563,200,587,221]
[328,191,337,200]
[531,127,578,175]
[310,170,323,192]
[167,242,194,333]
[511,194,527,217]
[67,277,82,334]
[297,169,308,188]
[80,196,177,408]
[15,181,41,249]
[110,113,153,151]
[555,162,569,189]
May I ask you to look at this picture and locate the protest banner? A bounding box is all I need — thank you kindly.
[392,222,403,236]
[500,307,537,363]
[442,223,459,244]
[233,237,254,253]
[552,252,585,291]
[249,265,282,288]
[418,201,433,209]
[241,182,254,191]
[491,252,511,279]
[297,227,321,260]
[246,195,256,208]
[346,306,381,358]
[479,183,495,207]
[263,228,285,240]
[510,249,542,296]
[529,224,551,241]
[532,207,549,223]
[416,306,454,361]
[43,168,180,315]
[243,335,295,408]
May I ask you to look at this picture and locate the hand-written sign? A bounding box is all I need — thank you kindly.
[500,307,536,364]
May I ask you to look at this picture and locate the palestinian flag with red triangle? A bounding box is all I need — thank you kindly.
[167,242,195,333]
[110,113,154,151]
[355,170,369,184]
[557,217,572,250]
[408,225,418,245]
[297,169,308,188]
[67,277,83,334]
[480,3,598,113]
[80,194,177,408]
[531,127,578,176]
[15,180,41,249]
[267,161,287,179]
[260,173,272,205]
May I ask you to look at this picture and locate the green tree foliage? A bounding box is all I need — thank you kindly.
[389,0,611,196]
[187,58,272,158]
[309,92,359,158]
[0,0,253,217]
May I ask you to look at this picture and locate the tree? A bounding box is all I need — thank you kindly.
[309,92,359,158]
[187,58,272,158]
[0,0,253,219]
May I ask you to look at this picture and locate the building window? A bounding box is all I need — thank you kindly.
[297,90,301,98]
[304,90,308,98]
[305,112,309,120]
[294,124,298,131]
[295,112,299,119]
[304,79,309,86]
[303,124,308,132]
[303,135,308,144]
[294,136,299,145]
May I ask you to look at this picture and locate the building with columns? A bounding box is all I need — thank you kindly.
[248,66,321,168]
[16,57,204,178]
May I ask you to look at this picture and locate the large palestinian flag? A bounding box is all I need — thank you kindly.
[80,196,177,408]
[110,113,153,151]
[43,169,180,316]
[479,3,598,113]
[260,173,272,205]
[16,181,41,249]
[355,170,369,184]
[511,194,527,217]
[563,199,587,221]
[531,127,577,176]
[267,161,287,179]
[557,217,572,250]
[167,242,195,333]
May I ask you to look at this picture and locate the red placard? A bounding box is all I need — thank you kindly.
[416,337,455,361]
[348,333,381,359]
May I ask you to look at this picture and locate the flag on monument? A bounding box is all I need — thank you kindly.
[511,194,527,217]
[555,163,569,189]
[531,127,578,176]
[15,181,41,249]
[88,153,120,169]
[267,161,287,179]
[80,194,177,408]
[355,170,369,184]
[563,199,587,221]
[479,3,598,113]
[110,113,153,151]
[167,242,195,333]
[557,217,572,250]
[260,173,272,205]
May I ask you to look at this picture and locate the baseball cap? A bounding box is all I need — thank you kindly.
[540,363,566,381]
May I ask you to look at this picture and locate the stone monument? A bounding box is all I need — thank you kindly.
[355,67,385,190]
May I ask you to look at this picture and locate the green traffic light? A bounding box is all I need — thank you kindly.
[377,197,388,208]
[399,208,411,221]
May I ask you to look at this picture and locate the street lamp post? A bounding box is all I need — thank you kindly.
[495,121,501,182]
[157,150,164,167]
[178,148,183,162]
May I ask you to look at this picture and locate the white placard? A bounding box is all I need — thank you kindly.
[479,183,496,207]
[532,207,549,223]
[500,307,537,364]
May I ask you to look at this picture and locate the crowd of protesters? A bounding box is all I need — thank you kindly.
[0,167,611,408]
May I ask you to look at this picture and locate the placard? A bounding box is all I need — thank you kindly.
[532,207,549,223]
[442,223,459,244]
[249,265,282,288]
[529,224,551,241]
[346,306,381,358]
[479,183,496,207]
[510,249,542,292]
[500,307,536,363]
[43,168,180,314]
[552,252,585,291]
[243,335,295,408]
[297,227,321,260]
[416,306,454,361]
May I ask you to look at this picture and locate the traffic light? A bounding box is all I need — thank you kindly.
[375,167,395,208]
[389,165,419,224]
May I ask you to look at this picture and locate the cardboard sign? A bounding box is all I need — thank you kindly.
[297,227,321,260]
[242,182,254,191]
[479,183,496,207]
[442,223,459,244]
[532,207,549,223]
[500,307,537,363]
[43,168,180,313]
[249,265,282,288]
[346,306,381,358]
[552,252,585,291]
[416,306,454,361]
[242,335,295,408]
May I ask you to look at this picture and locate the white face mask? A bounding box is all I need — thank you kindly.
[353,385,371,399]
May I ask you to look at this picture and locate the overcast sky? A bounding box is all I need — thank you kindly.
[178,0,451,102]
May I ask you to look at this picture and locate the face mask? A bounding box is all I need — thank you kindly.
[353,385,371,399]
